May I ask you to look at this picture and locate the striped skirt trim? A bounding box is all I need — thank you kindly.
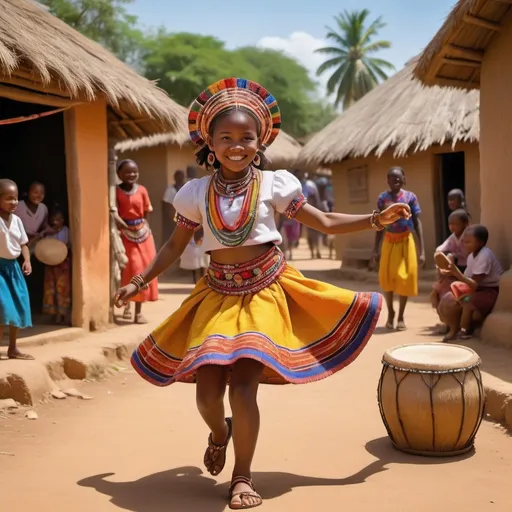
[131,291,381,386]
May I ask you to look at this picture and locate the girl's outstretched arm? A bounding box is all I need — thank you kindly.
[295,203,411,235]
[115,226,193,305]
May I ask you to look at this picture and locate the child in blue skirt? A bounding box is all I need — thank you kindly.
[0,179,34,360]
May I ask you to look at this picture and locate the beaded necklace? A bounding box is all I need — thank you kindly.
[205,168,261,247]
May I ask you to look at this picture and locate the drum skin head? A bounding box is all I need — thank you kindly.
[383,343,481,372]
[34,238,68,266]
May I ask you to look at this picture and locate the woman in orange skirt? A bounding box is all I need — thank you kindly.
[116,160,158,323]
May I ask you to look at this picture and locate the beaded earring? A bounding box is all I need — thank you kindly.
[207,152,216,167]
[253,153,261,167]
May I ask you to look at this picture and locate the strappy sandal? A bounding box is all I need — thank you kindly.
[229,476,263,510]
[204,417,232,476]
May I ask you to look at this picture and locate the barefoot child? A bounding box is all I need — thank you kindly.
[115,78,410,510]
[0,179,33,360]
[116,160,158,324]
[431,208,470,311]
[438,224,502,341]
[180,226,209,284]
[372,167,425,331]
[42,207,71,324]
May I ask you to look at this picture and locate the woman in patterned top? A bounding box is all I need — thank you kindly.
[372,167,425,331]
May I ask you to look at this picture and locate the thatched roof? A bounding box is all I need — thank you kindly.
[0,0,187,139]
[116,119,301,170]
[297,58,479,167]
[414,0,512,88]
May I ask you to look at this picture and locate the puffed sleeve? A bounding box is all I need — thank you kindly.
[141,186,153,213]
[271,170,306,219]
[18,217,28,246]
[172,180,201,230]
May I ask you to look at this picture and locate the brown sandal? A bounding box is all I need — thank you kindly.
[204,417,232,476]
[229,476,262,510]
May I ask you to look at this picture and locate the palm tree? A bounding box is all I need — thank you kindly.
[316,10,394,110]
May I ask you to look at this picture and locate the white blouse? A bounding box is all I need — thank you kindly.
[0,214,29,259]
[16,200,48,236]
[173,170,304,253]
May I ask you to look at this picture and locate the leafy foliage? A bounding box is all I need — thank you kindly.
[42,2,338,137]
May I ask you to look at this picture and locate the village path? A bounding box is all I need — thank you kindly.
[1,245,512,512]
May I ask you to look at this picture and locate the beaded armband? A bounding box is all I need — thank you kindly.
[371,210,384,231]
[130,274,149,291]
[174,212,200,230]
[284,194,306,219]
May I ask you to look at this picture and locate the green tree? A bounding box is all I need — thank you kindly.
[316,9,394,109]
[142,36,336,137]
[141,32,258,108]
[40,0,143,64]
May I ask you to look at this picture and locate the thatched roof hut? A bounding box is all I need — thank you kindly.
[298,58,479,167]
[0,0,186,139]
[414,0,511,89]
[116,122,301,170]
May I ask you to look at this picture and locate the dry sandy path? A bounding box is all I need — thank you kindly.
[1,255,512,511]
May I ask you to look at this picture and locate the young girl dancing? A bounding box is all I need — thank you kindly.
[115,78,410,510]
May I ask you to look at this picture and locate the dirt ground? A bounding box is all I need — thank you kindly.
[1,247,512,512]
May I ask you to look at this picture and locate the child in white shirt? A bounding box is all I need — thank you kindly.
[0,179,34,360]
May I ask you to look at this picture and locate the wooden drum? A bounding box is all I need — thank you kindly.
[377,343,485,456]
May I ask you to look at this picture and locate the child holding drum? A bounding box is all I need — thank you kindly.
[437,224,503,341]
[431,209,470,331]
[42,207,71,325]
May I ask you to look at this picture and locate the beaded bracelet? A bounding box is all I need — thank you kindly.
[370,210,384,231]
[130,274,149,291]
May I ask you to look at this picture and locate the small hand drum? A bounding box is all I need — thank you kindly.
[377,343,485,456]
[434,252,452,271]
[34,238,68,266]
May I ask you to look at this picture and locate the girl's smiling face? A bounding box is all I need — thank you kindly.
[387,169,405,194]
[50,211,65,230]
[208,110,260,174]
[117,161,139,184]
[0,183,19,214]
[28,183,45,205]
[448,195,462,211]
[463,231,482,255]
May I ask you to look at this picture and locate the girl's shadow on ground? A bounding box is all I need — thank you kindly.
[77,436,474,512]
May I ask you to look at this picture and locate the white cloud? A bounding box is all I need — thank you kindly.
[256,32,331,99]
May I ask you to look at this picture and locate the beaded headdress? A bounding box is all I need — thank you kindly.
[188,78,281,151]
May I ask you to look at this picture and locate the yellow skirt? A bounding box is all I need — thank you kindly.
[131,247,382,386]
[378,232,418,297]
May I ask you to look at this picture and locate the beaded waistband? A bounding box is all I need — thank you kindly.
[384,231,411,243]
[206,247,286,295]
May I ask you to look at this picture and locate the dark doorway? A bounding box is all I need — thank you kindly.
[0,97,68,323]
[434,151,465,245]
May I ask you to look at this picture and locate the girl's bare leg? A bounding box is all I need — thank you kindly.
[438,293,462,341]
[7,326,33,360]
[229,359,264,509]
[134,302,147,324]
[122,302,131,319]
[397,296,408,330]
[459,302,482,338]
[384,291,395,329]
[196,365,230,476]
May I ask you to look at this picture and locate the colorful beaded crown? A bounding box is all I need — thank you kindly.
[188,78,281,150]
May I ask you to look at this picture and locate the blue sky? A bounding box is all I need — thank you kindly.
[130,0,454,95]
